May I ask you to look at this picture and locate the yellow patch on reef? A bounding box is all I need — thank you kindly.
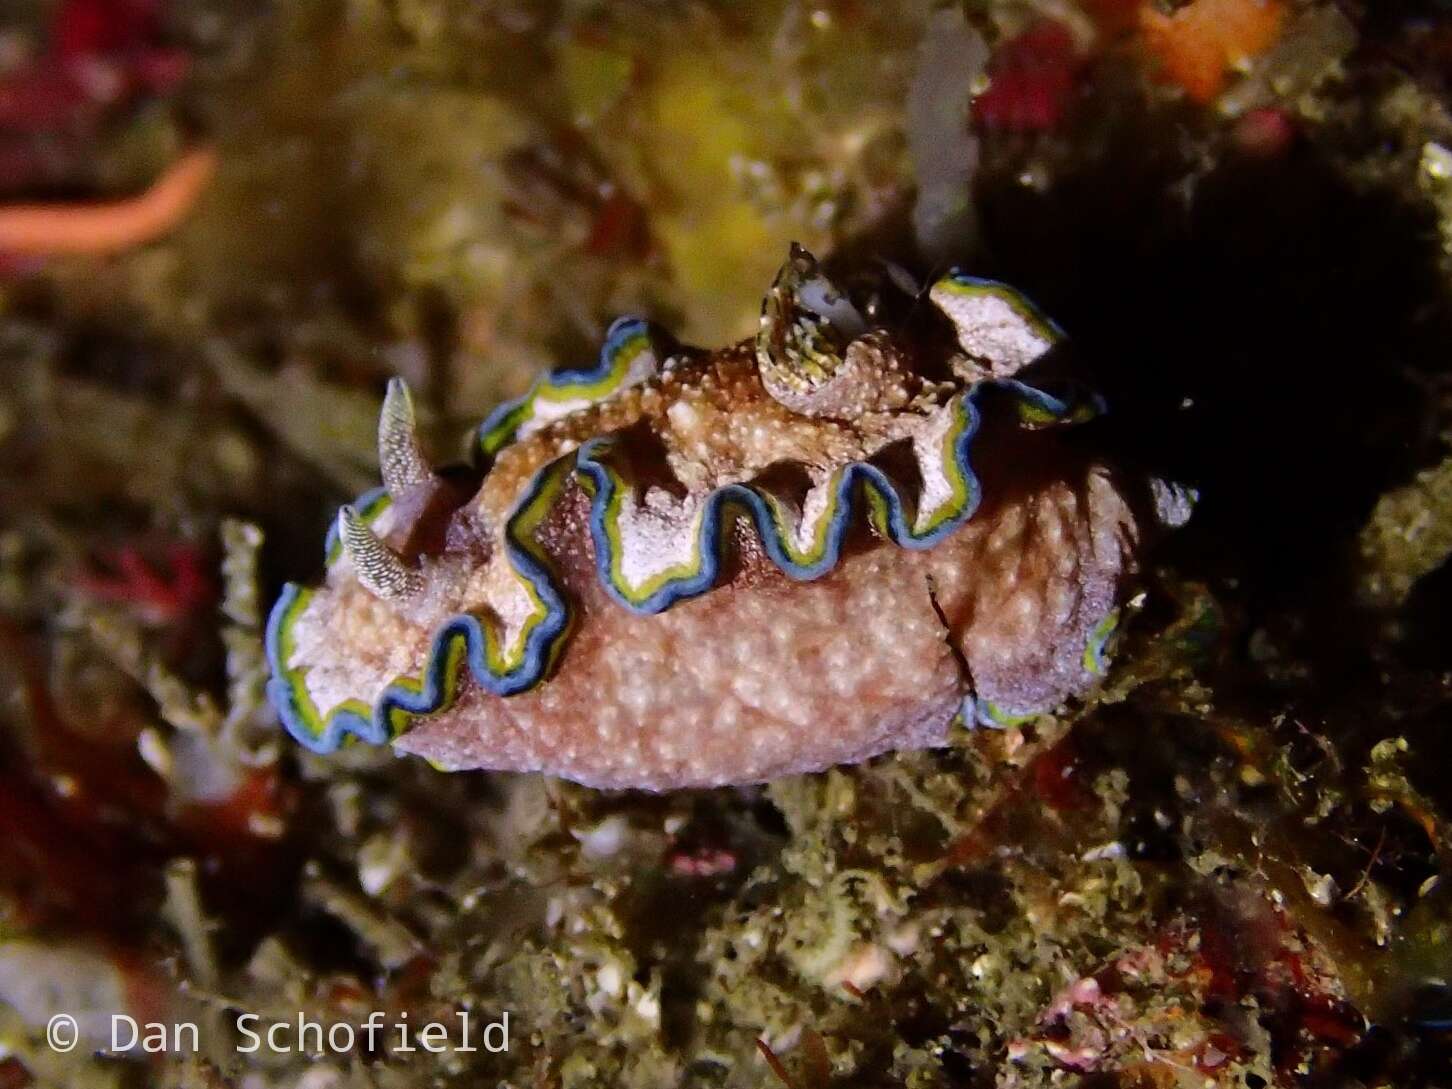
[655,207,792,341]
[558,39,634,126]
[641,55,830,344]
[648,61,760,194]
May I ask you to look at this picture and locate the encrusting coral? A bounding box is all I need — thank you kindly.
[267,246,1190,788]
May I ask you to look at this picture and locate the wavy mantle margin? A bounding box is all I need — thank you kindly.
[267,295,1111,755]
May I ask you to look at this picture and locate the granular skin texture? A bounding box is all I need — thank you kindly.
[393,434,1139,788]
[270,262,1168,788]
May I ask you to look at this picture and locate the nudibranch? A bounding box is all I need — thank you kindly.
[267,246,1188,790]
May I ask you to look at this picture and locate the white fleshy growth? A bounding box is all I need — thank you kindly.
[930,286,1056,377]
[910,400,961,533]
[612,488,707,592]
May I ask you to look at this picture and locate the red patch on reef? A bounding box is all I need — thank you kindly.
[1016,893,1366,1079]
[0,627,172,933]
[586,188,653,261]
[974,20,1084,134]
[0,619,300,945]
[1031,737,1093,812]
[1233,107,1296,157]
[0,0,190,196]
[178,768,294,845]
[77,542,214,626]
[111,945,171,1034]
[0,1058,33,1089]
[666,844,738,878]
[1083,0,1141,36]
[54,0,159,58]
[0,0,187,130]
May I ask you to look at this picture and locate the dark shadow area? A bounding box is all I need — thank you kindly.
[979,125,1446,609]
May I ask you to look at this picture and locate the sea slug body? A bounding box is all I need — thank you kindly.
[266,246,1188,790]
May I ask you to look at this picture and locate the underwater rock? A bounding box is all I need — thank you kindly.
[267,247,1186,790]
